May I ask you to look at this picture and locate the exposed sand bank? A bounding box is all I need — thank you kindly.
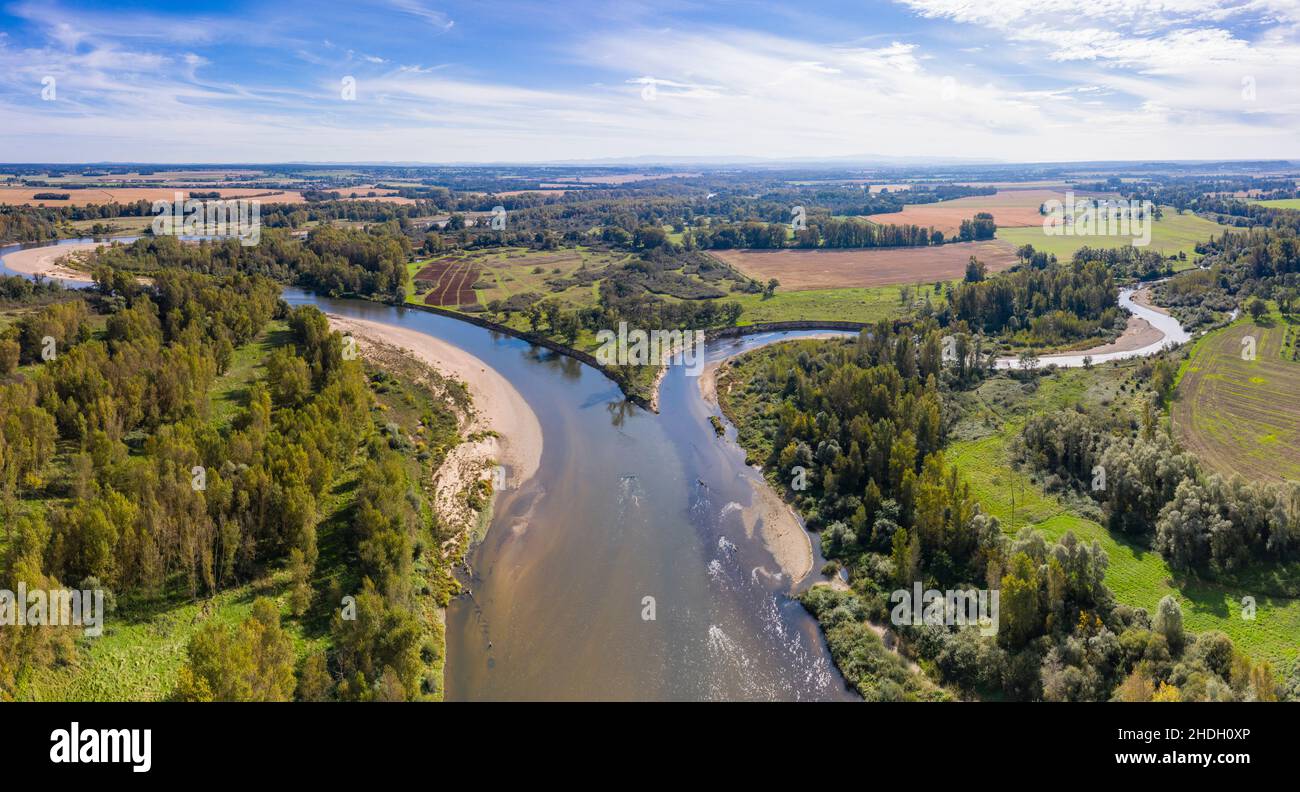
[742,477,814,589]
[1057,315,1164,358]
[1131,286,1171,316]
[326,315,543,496]
[701,333,855,588]
[1,242,103,284]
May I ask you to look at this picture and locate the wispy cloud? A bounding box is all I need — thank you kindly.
[384,0,454,31]
[0,0,1294,162]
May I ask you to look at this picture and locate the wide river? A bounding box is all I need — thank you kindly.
[1,238,1194,700]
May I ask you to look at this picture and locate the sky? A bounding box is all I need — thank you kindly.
[0,0,1298,163]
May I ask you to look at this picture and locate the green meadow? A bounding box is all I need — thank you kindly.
[998,208,1232,265]
[948,366,1300,670]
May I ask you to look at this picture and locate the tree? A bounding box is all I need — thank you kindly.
[1153,595,1184,655]
[999,552,1041,647]
[176,597,296,701]
[634,225,668,249]
[1248,297,1267,321]
[288,547,312,617]
[764,278,780,298]
[0,338,19,375]
[296,650,333,701]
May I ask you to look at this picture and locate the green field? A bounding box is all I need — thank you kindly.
[998,208,1232,264]
[1249,198,1300,210]
[949,367,1300,669]
[732,285,910,324]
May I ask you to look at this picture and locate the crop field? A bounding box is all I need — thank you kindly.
[1173,307,1300,484]
[866,188,1116,235]
[416,255,483,307]
[997,208,1233,263]
[708,241,1018,291]
[409,246,633,311]
[948,368,1300,669]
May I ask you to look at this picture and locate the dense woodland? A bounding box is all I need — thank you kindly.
[0,270,465,700]
[946,258,1123,347]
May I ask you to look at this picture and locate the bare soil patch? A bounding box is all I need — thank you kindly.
[868,188,1117,235]
[709,241,1018,291]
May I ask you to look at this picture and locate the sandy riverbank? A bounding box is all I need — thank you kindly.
[1,242,103,284]
[742,476,814,588]
[701,333,853,588]
[326,315,543,496]
[1131,286,1171,316]
[1044,315,1165,360]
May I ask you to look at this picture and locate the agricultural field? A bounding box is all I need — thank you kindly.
[866,187,1116,235]
[1173,305,1300,484]
[415,255,483,307]
[708,241,1017,291]
[948,367,1300,669]
[407,246,635,311]
[1250,198,1300,210]
[998,208,1234,263]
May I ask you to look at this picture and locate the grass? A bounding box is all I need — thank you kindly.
[208,320,291,428]
[63,216,156,236]
[948,365,1300,669]
[18,571,323,701]
[733,284,914,324]
[1249,198,1300,210]
[997,207,1232,264]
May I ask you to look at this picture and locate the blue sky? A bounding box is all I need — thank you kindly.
[1,0,1298,163]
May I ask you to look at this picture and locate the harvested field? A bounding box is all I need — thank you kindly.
[1173,311,1300,483]
[708,241,1018,291]
[417,256,481,306]
[868,188,1116,235]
